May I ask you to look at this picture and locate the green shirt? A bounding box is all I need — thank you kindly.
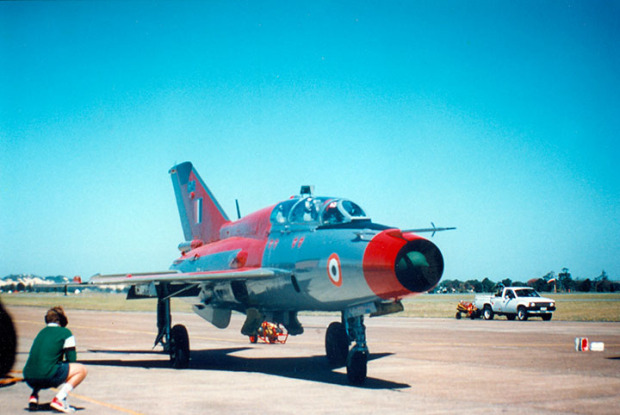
[23,324,77,380]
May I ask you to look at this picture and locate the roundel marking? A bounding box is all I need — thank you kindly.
[327,253,342,287]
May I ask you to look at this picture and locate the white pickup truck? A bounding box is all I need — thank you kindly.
[473,287,556,321]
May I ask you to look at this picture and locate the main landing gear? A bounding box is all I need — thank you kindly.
[155,284,190,369]
[325,312,368,385]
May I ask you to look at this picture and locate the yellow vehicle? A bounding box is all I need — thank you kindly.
[455,300,479,319]
[248,321,289,344]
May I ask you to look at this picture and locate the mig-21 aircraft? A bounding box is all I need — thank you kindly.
[88,162,453,384]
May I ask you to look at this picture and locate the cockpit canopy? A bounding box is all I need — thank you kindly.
[270,197,368,228]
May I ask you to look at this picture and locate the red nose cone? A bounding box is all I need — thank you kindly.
[363,230,444,299]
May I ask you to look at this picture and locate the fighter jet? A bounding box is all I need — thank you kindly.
[89,162,452,384]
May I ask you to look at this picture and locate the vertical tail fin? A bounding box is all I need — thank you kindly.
[169,162,230,244]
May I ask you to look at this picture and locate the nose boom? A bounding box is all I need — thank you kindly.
[363,230,444,299]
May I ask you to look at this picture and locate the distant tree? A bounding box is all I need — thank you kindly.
[465,279,483,293]
[481,278,495,293]
[594,271,611,292]
[558,268,573,292]
[528,278,548,292]
[576,278,592,292]
[501,278,513,287]
[596,270,609,281]
[596,280,612,292]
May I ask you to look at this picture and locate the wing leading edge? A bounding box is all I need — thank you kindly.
[88,268,285,285]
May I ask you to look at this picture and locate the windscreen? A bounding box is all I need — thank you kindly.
[515,289,540,298]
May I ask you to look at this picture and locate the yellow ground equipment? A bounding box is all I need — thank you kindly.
[248,321,289,344]
[456,301,480,319]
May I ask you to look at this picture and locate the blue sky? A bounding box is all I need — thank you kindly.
[1,1,618,282]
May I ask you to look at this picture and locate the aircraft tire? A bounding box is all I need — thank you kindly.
[325,322,349,367]
[346,350,367,385]
[169,324,190,369]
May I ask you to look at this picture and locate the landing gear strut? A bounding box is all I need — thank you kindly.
[155,283,190,369]
[325,312,369,385]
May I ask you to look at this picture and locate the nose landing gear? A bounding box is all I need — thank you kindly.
[325,311,369,385]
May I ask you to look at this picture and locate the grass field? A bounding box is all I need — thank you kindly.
[401,293,620,321]
[2,292,619,322]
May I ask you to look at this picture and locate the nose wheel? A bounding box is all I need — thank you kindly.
[346,347,368,385]
[325,314,369,385]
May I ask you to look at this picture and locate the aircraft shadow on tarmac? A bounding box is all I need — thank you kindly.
[85,348,409,390]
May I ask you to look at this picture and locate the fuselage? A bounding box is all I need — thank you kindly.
[170,196,444,314]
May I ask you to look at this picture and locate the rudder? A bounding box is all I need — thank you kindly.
[169,162,230,244]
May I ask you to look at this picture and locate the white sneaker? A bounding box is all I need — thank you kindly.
[50,397,75,413]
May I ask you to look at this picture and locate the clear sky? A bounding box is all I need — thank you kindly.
[1,1,618,282]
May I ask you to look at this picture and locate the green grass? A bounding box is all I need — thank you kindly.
[402,293,620,321]
[0,292,194,313]
[2,292,619,322]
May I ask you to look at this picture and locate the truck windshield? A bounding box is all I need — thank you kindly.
[514,289,540,298]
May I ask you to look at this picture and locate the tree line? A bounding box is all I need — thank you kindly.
[432,269,618,294]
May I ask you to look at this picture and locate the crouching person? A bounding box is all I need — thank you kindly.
[24,306,87,413]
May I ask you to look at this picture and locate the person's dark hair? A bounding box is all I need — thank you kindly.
[45,306,68,327]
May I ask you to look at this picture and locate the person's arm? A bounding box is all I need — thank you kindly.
[63,333,77,362]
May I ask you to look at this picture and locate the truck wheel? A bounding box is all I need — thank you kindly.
[483,305,494,320]
[517,307,529,321]
[542,314,552,321]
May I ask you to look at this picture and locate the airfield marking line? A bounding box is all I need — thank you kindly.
[51,388,145,415]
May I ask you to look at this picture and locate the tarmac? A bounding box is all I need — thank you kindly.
[2,305,619,414]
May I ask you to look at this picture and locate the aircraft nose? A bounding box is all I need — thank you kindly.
[363,230,444,299]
